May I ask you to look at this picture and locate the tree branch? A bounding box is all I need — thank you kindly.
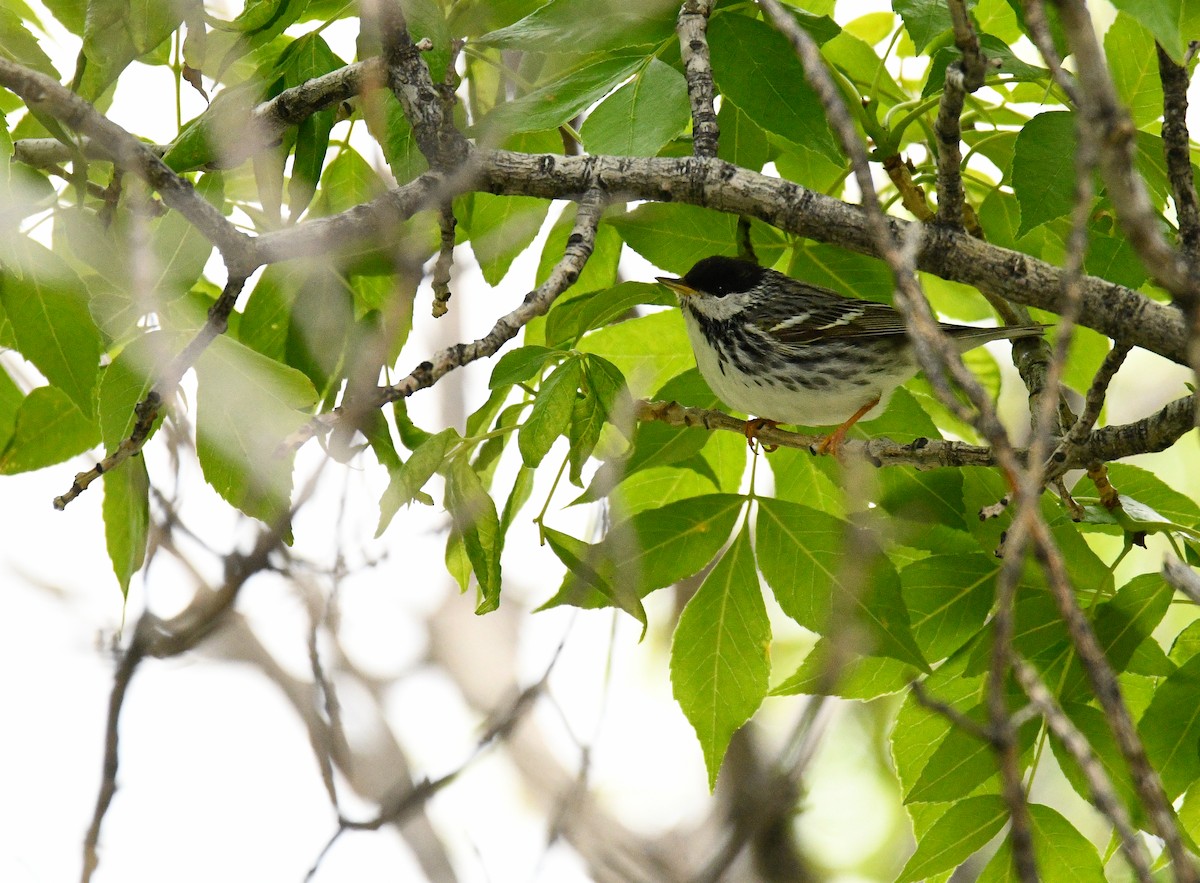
[678,0,719,158]
[934,0,989,228]
[0,58,254,273]
[1157,43,1200,266]
[1012,658,1154,883]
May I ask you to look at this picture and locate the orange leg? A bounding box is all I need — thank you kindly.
[743,417,780,452]
[815,396,880,457]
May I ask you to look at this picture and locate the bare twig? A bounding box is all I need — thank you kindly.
[1050,0,1200,310]
[431,203,457,318]
[1164,555,1200,605]
[1047,343,1131,477]
[54,275,249,509]
[987,512,1038,883]
[82,507,300,882]
[1012,658,1154,883]
[1157,44,1200,267]
[934,0,990,227]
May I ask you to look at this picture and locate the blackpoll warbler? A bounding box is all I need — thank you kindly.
[657,255,1045,454]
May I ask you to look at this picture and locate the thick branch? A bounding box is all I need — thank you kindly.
[475,151,1191,366]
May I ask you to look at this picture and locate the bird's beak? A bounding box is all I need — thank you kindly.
[656,276,696,297]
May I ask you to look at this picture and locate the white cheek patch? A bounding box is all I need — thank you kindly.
[679,290,755,322]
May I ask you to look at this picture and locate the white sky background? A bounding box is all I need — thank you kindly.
[6,3,1200,882]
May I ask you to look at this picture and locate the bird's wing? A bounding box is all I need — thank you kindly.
[751,287,908,345]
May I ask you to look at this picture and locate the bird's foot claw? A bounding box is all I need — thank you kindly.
[744,418,779,452]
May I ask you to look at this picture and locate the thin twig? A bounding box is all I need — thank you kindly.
[934,0,989,227]
[431,203,457,317]
[1157,43,1200,267]
[55,275,249,509]
[1012,658,1154,883]
[1164,555,1200,605]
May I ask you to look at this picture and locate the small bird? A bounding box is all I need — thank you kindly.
[657,255,1045,455]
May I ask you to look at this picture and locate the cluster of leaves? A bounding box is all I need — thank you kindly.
[4,0,1200,876]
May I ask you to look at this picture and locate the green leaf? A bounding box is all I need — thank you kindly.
[1139,649,1200,799]
[567,355,627,484]
[771,637,916,698]
[478,0,676,51]
[0,245,102,418]
[194,335,317,526]
[1107,13,1164,129]
[581,58,689,157]
[0,6,59,78]
[272,33,344,217]
[162,84,260,172]
[756,498,928,670]
[97,331,176,449]
[489,345,561,389]
[897,795,1008,882]
[609,203,788,276]
[787,241,895,305]
[715,99,770,171]
[545,281,672,347]
[1081,463,1200,529]
[150,173,223,301]
[545,493,745,609]
[892,652,983,795]
[1059,572,1174,701]
[902,554,999,662]
[1050,702,1141,825]
[445,456,502,613]
[519,356,582,467]
[0,362,21,451]
[312,148,387,217]
[0,386,100,473]
[1109,0,1184,63]
[376,427,458,534]
[977,804,1105,883]
[577,310,693,397]
[481,55,643,136]
[1012,111,1077,236]
[103,455,149,597]
[708,13,839,161]
[921,34,1049,98]
[894,0,956,52]
[76,0,182,98]
[208,0,312,75]
[670,526,770,789]
[542,525,646,630]
[906,712,998,802]
[460,193,550,286]
[766,445,844,517]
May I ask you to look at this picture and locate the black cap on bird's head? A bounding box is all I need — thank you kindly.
[657,255,766,299]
